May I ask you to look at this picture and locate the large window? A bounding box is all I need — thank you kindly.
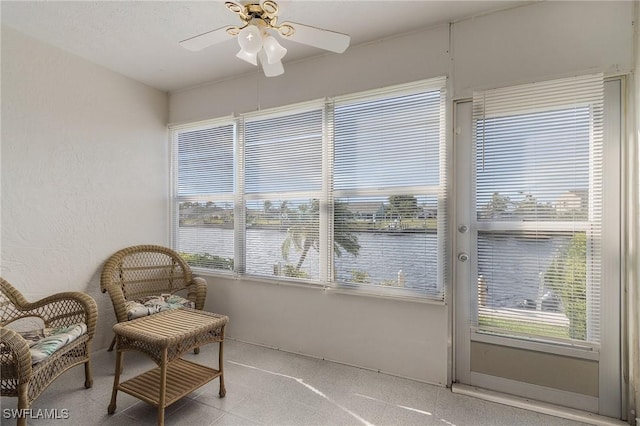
[172,77,448,300]
[332,87,447,297]
[472,74,604,343]
[175,122,236,271]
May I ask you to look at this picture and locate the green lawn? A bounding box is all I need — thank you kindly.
[478,315,570,339]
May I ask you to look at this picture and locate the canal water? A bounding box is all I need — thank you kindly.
[179,227,569,309]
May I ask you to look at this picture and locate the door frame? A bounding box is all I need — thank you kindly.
[451,78,623,417]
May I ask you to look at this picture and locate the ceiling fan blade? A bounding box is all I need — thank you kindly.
[277,21,350,54]
[179,26,236,52]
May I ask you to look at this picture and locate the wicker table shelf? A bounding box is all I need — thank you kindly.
[107,308,228,426]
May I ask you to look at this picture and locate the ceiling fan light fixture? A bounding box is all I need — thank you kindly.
[237,24,263,54]
[180,1,351,78]
[262,34,287,64]
[258,50,284,77]
[236,49,258,66]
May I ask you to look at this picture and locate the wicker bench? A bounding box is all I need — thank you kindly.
[107,308,228,426]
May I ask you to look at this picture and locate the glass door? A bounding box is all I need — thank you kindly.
[454,78,622,417]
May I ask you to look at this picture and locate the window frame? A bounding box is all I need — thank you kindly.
[240,102,326,282]
[171,117,238,273]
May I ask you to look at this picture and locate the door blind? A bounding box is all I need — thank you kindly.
[472,74,604,343]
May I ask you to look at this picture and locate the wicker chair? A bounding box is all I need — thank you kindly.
[100,245,207,352]
[0,278,97,426]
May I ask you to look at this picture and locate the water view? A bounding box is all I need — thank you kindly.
[178,227,567,307]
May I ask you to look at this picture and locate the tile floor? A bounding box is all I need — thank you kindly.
[1,340,592,425]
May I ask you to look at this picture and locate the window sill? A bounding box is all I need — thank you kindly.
[327,285,447,305]
[191,267,446,305]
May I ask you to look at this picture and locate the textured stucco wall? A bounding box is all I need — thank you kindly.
[1,26,169,349]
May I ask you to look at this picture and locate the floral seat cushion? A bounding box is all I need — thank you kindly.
[124,294,195,321]
[19,323,88,365]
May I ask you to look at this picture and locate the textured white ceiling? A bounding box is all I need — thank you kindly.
[1,1,531,92]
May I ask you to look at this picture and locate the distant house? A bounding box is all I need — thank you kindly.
[346,201,386,221]
[555,189,588,217]
[417,207,437,219]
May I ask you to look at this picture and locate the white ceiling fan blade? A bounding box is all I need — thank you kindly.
[278,21,350,53]
[179,26,235,52]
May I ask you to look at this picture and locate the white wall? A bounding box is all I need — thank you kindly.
[206,277,448,384]
[0,27,169,348]
[452,1,633,98]
[169,1,634,386]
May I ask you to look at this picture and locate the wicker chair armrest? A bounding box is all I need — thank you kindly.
[186,276,208,311]
[0,327,33,383]
[15,292,98,338]
[103,283,129,324]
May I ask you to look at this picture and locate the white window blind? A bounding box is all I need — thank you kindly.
[170,77,448,301]
[472,74,604,343]
[332,78,448,298]
[242,106,324,280]
[174,121,236,271]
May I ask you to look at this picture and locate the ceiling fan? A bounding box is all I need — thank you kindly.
[179,0,351,77]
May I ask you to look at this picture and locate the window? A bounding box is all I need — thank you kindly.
[332,87,447,297]
[171,77,448,300]
[243,107,324,280]
[472,74,604,343]
[174,121,236,270]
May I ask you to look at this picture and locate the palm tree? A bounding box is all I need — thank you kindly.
[281,199,360,273]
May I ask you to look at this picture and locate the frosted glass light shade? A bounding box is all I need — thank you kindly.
[237,25,263,54]
[263,35,287,64]
[258,50,284,77]
[236,49,258,66]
